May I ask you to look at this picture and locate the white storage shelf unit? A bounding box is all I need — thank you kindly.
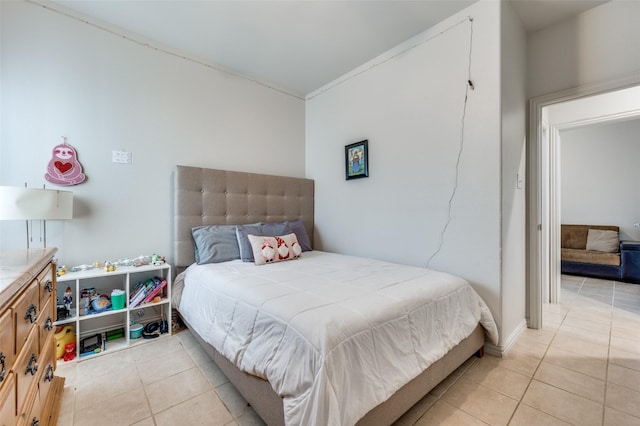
[55,263,171,361]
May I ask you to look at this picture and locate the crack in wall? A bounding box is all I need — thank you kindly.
[426,16,474,269]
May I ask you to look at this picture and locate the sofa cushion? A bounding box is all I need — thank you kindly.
[561,224,620,249]
[586,229,619,253]
[561,248,620,266]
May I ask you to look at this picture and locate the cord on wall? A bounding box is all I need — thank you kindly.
[426,16,474,269]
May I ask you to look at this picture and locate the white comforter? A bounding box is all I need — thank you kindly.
[178,251,498,425]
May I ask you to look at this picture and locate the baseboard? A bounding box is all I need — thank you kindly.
[483,319,527,357]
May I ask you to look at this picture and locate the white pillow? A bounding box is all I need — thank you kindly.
[247,233,302,265]
[586,229,619,253]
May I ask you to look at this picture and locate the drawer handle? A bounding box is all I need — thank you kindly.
[45,316,53,331]
[25,304,38,323]
[44,364,54,382]
[0,352,5,383]
[31,417,39,426]
[25,353,38,376]
[44,280,53,293]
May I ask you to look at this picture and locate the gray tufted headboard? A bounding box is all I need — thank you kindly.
[172,166,314,272]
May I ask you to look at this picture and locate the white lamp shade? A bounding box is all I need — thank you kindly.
[0,186,73,220]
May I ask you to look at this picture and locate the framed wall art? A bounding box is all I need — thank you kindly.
[345,140,368,180]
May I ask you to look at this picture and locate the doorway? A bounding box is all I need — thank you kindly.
[528,75,640,329]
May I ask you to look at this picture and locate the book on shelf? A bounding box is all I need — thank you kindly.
[142,279,167,304]
[129,276,166,307]
[129,288,147,308]
[130,277,155,308]
[130,280,147,298]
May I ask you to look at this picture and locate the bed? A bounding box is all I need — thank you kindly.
[172,165,498,425]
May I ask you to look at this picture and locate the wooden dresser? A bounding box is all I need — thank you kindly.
[0,248,63,426]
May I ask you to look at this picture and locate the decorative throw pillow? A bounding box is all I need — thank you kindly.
[247,233,302,266]
[586,229,619,253]
[236,222,292,261]
[192,225,240,264]
[285,219,313,252]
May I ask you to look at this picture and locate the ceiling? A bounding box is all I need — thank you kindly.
[47,0,609,97]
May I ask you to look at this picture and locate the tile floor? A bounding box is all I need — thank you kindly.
[56,275,640,425]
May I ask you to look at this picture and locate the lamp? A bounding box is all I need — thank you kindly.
[0,186,73,248]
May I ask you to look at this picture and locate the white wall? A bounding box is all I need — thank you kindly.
[528,0,640,98]
[561,119,640,241]
[306,1,504,337]
[0,2,305,265]
[500,1,527,347]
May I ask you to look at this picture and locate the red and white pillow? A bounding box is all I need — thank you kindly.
[247,233,302,266]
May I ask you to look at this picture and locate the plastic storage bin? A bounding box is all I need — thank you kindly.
[130,323,143,339]
[111,289,125,310]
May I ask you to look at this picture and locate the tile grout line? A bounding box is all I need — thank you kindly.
[504,307,569,425]
[137,346,161,424]
[178,335,250,425]
[562,276,634,425]
[600,278,617,425]
[140,339,217,424]
[576,276,609,425]
[600,279,616,425]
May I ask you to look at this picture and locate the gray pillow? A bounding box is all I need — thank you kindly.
[192,225,240,264]
[586,229,619,253]
[286,219,312,252]
[236,222,292,261]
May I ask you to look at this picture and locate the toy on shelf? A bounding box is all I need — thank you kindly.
[90,296,111,313]
[78,287,113,316]
[69,264,92,272]
[79,297,90,316]
[67,253,167,272]
[54,325,75,360]
[133,255,151,267]
[63,342,76,362]
[79,333,103,356]
[63,286,73,310]
[56,265,67,277]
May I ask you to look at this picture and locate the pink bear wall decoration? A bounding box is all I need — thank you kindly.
[44,139,86,186]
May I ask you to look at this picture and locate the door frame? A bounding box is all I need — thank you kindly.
[527,72,640,329]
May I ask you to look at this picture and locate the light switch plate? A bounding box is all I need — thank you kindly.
[112,150,133,164]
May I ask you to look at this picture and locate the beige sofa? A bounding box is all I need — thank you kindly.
[561,224,620,268]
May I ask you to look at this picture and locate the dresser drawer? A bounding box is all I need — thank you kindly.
[14,328,39,414]
[37,265,55,312]
[0,309,14,390]
[0,372,16,426]
[38,297,55,354]
[38,338,55,414]
[13,281,39,356]
[17,385,40,426]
